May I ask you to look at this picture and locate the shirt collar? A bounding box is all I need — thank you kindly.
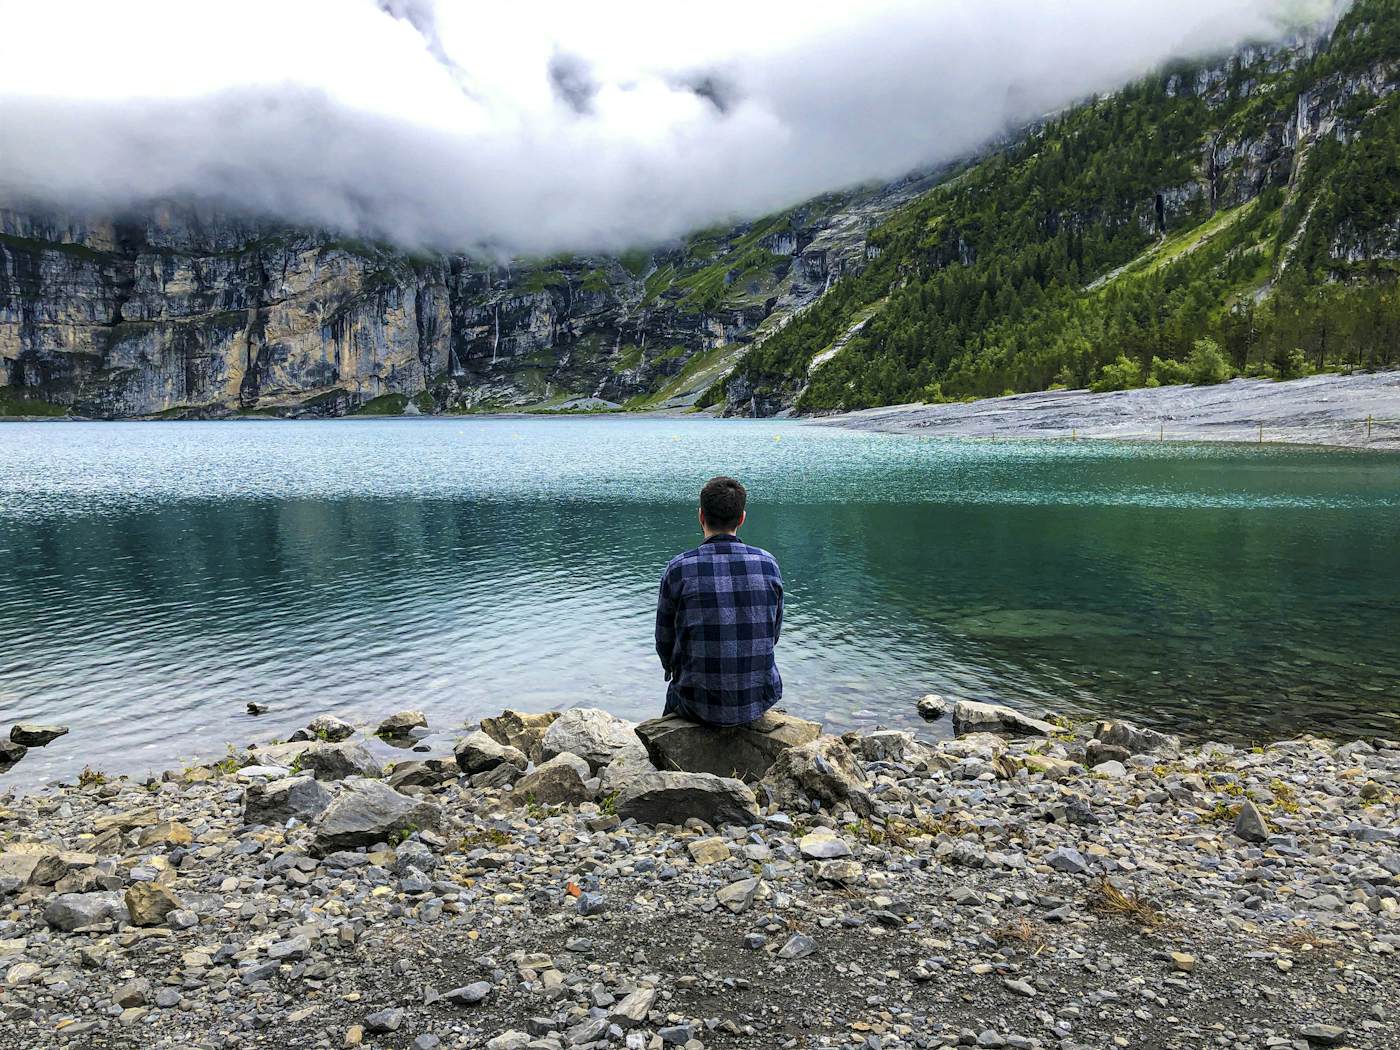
[702,533,741,544]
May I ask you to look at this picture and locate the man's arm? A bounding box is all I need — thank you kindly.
[655,564,678,679]
[771,565,784,644]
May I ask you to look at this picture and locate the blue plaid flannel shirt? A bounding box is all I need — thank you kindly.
[655,533,784,726]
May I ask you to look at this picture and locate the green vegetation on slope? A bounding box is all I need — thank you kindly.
[0,386,68,417]
[731,0,1400,413]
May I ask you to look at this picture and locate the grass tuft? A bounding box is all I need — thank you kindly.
[1089,877,1166,928]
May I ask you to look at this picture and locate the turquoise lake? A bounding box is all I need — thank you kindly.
[1,417,1398,784]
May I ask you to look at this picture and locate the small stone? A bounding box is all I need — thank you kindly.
[687,836,731,865]
[112,978,150,1008]
[304,714,357,742]
[445,981,492,1005]
[365,1007,405,1033]
[716,877,759,914]
[1235,800,1270,843]
[576,891,607,916]
[609,987,657,1028]
[154,988,181,1009]
[1002,978,1036,998]
[777,933,816,959]
[1297,1024,1346,1046]
[1170,952,1195,973]
[377,710,428,738]
[1044,846,1089,875]
[799,828,851,860]
[916,694,947,720]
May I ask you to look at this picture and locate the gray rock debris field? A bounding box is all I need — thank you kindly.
[0,704,1396,1050]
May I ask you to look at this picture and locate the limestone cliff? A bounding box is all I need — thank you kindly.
[0,175,939,419]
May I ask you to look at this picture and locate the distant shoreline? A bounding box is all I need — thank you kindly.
[6,371,1400,451]
[815,370,1400,450]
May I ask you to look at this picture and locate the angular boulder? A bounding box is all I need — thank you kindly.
[43,892,127,932]
[0,739,26,772]
[454,731,527,775]
[634,711,820,782]
[1235,799,1271,843]
[480,710,560,762]
[539,708,637,773]
[311,780,442,855]
[386,758,459,790]
[10,723,69,747]
[0,844,65,884]
[299,741,382,782]
[1094,719,1179,755]
[513,753,591,806]
[243,775,333,826]
[763,735,873,816]
[952,700,1058,738]
[850,729,932,766]
[599,741,658,796]
[613,770,759,828]
[916,694,948,721]
[125,882,182,927]
[376,710,427,738]
[290,714,357,743]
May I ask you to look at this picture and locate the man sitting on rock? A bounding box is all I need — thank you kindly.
[655,475,784,726]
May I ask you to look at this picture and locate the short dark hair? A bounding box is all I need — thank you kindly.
[700,476,746,531]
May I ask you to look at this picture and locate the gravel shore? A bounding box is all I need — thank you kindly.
[0,705,1396,1050]
[817,372,1400,449]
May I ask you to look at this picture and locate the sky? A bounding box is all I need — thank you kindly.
[0,0,1327,256]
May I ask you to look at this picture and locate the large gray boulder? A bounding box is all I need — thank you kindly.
[299,741,382,782]
[480,710,560,763]
[455,731,527,775]
[43,892,127,931]
[539,709,637,773]
[634,711,820,781]
[952,700,1059,738]
[763,735,874,816]
[614,770,760,828]
[243,775,333,826]
[599,741,658,796]
[1093,719,1179,754]
[311,781,441,855]
[513,753,591,806]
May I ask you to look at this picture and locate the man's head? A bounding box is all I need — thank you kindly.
[699,476,746,535]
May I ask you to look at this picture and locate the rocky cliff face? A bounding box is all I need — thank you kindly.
[0,172,939,418]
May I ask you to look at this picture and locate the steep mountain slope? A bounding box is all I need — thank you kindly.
[724,0,1400,416]
[0,173,939,418]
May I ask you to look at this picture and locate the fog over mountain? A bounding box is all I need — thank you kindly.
[0,0,1327,255]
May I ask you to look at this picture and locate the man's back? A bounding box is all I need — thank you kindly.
[655,534,784,726]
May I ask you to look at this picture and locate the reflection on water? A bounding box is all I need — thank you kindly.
[1,417,1398,783]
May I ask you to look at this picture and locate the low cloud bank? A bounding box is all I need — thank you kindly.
[0,0,1324,255]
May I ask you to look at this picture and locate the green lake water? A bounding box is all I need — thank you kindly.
[1,417,1397,783]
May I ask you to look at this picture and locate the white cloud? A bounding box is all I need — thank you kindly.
[0,0,1320,255]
